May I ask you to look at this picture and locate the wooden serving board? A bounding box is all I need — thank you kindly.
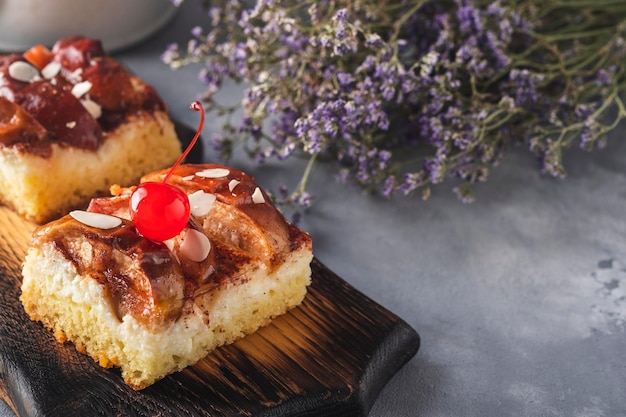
[0,202,419,416]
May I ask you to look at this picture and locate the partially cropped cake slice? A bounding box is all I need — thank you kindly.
[20,163,313,390]
[0,36,181,223]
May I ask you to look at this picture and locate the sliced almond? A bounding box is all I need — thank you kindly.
[252,187,265,204]
[228,179,240,192]
[8,61,39,83]
[162,237,181,262]
[188,190,216,217]
[81,98,102,119]
[163,238,176,252]
[180,229,211,262]
[70,210,122,229]
[195,168,230,178]
[71,80,93,98]
[41,61,62,79]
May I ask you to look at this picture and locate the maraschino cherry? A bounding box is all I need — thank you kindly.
[129,101,204,241]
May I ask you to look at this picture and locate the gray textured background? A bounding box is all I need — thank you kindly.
[3,2,626,416]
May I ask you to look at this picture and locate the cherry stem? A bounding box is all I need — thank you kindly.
[162,100,205,184]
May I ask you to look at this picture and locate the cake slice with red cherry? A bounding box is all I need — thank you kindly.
[0,36,181,223]
[20,159,313,390]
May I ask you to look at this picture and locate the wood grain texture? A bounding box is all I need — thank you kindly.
[0,130,419,416]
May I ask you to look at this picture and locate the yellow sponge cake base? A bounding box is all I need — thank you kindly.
[21,242,312,390]
[0,111,180,223]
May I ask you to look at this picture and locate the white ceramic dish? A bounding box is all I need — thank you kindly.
[0,0,177,53]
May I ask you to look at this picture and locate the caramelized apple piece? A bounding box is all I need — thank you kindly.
[51,36,106,71]
[14,79,102,150]
[33,215,186,325]
[23,45,54,71]
[0,97,48,147]
[81,58,135,112]
[88,194,132,220]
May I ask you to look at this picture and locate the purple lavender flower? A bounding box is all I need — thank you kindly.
[337,71,355,88]
[164,0,626,210]
[365,33,384,49]
[456,0,483,35]
[453,184,475,203]
[508,69,545,106]
[161,43,180,64]
[398,172,426,196]
[382,175,396,198]
[191,26,202,37]
[596,68,612,86]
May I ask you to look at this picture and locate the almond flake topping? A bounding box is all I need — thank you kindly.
[228,179,240,192]
[188,190,216,217]
[71,80,92,98]
[163,238,176,253]
[8,61,39,83]
[81,98,102,119]
[41,61,61,79]
[70,210,122,229]
[182,175,194,181]
[180,229,211,262]
[195,168,230,178]
[66,121,76,129]
[252,187,265,204]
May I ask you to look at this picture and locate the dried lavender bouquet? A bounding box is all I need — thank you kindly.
[164,0,626,210]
